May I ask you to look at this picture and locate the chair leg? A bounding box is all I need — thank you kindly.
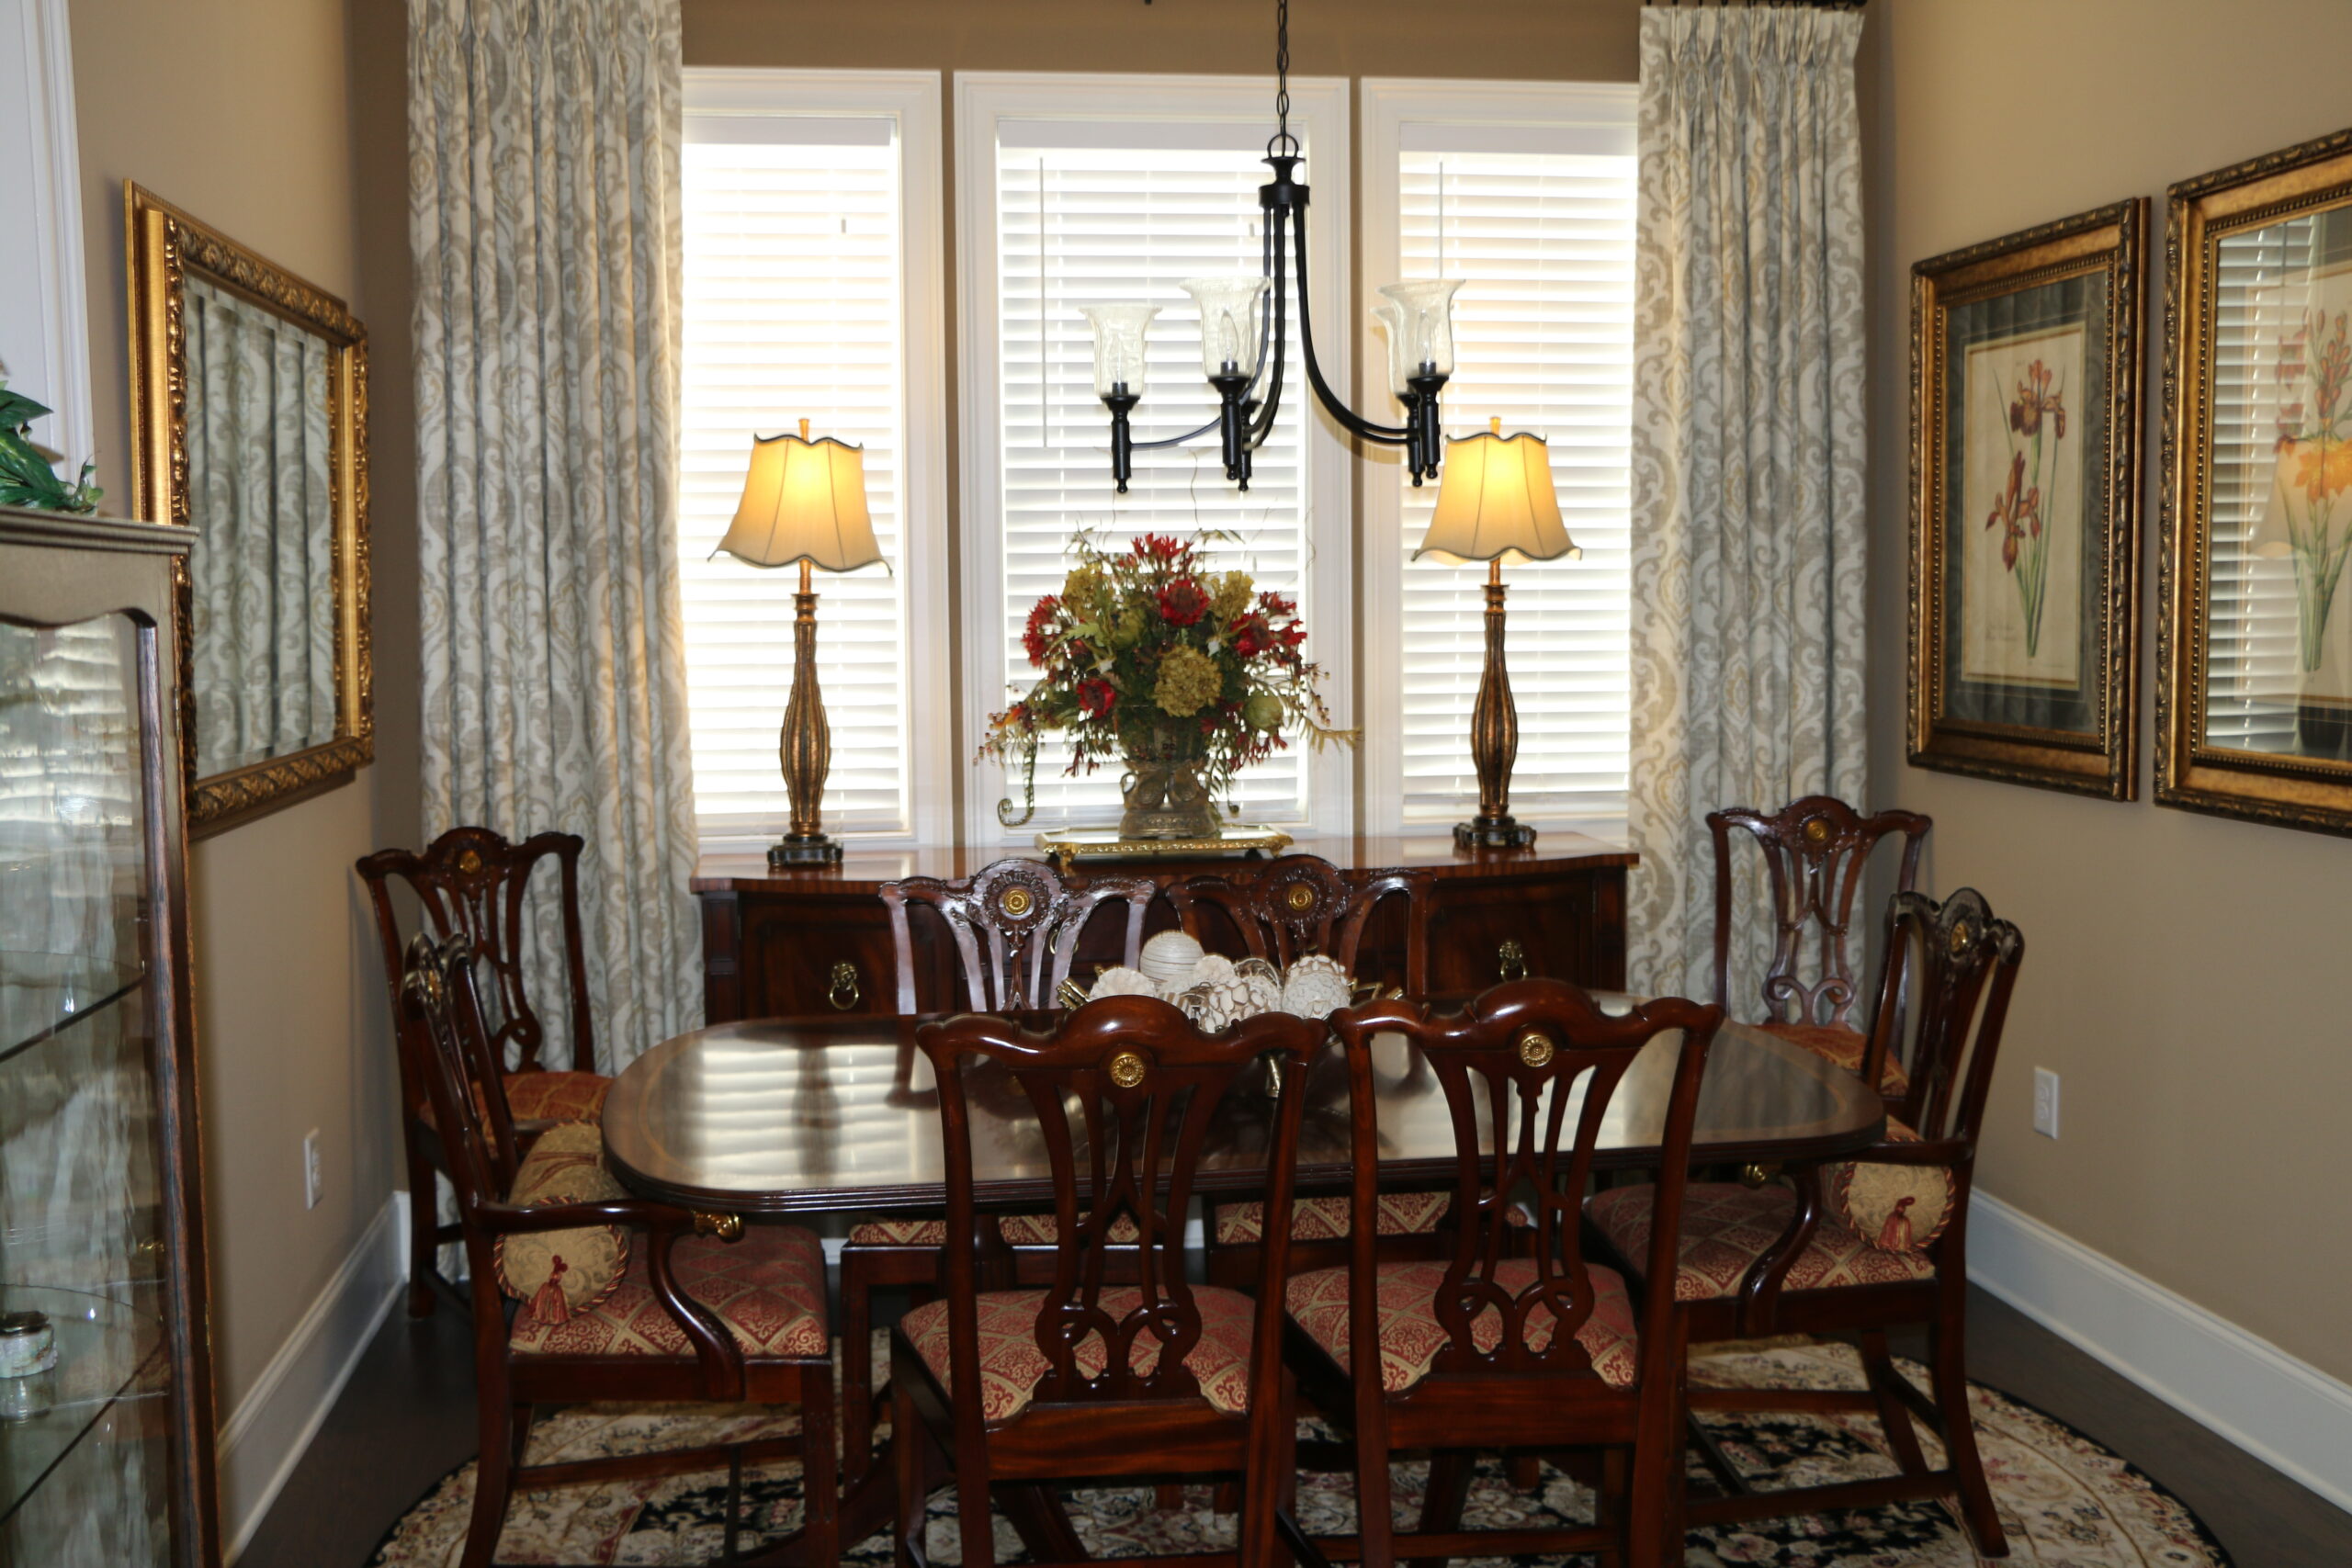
[461,1391,518,1568]
[1858,1329,1931,1478]
[841,1250,878,1486]
[892,1373,928,1568]
[1409,1450,1470,1568]
[1506,1451,1542,1493]
[403,1147,439,1317]
[1355,1420,1396,1568]
[1931,1315,2008,1558]
[800,1360,842,1568]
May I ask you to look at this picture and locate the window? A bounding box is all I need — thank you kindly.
[956,75,1354,842]
[677,70,949,852]
[1360,81,1638,832]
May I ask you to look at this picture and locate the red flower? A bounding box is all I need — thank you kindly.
[1984,451,2037,572]
[1078,678,1116,718]
[1157,578,1211,626]
[1231,615,1272,658]
[1021,596,1061,666]
[1256,590,1297,620]
[1281,622,1308,648]
[1133,534,1185,562]
[2008,360,2066,440]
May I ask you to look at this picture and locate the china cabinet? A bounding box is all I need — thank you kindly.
[0,506,220,1565]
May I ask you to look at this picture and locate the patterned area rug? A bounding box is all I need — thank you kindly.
[369,1337,2231,1567]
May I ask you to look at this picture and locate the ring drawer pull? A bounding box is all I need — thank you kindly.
[827,961,861,1010]
[1497,939,1529,981]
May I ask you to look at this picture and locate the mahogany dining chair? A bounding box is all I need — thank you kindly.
[359,826,613,1316]
[1709,795,1931,1103]
[890,996,1325,1568]
[1281,979,1723,1568]
[840,856,1158,1483]
[1589,887,2023,1557]
[401,933,840,1568]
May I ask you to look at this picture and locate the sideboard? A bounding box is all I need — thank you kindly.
[693,833,1635,1022]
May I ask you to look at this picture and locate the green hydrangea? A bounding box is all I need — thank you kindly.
[1153,644,1222,717]
[1210,570,1254,624]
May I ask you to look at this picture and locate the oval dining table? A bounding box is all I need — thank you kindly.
[595,997,1886,1559]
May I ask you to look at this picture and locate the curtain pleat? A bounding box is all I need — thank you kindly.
[1626,7,1870,1006]
[409,0,701,1071]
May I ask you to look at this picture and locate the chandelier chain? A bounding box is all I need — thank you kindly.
[1268,0,1298,158]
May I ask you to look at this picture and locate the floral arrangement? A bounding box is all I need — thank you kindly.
[1983,358,2066,658]
[979,532,1353,826]
[2263,308,2352,671]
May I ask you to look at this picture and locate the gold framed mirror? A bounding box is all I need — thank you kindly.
[126,182,371,835]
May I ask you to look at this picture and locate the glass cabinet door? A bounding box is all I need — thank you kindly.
[0,610,178,1563]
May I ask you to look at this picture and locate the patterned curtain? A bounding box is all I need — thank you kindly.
[408,0,701,1071]
[1625,7,1869,1006]
[186,276,336,773]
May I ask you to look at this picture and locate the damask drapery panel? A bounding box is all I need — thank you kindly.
[408,0,701,1071]
[1626,7,1869,1005]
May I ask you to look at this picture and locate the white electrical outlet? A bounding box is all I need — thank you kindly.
[302,1130,323,1209]
[2031,1068,2060,1139]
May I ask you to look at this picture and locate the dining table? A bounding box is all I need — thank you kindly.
[594,995,1886,1557]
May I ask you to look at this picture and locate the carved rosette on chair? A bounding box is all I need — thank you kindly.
[1417,417,1580,850]
[715,419,888,866]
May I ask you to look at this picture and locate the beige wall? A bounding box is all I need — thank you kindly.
[1865,0,2352,1382]
[68,0,413,1424]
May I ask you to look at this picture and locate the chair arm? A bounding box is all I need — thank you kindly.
[1842,1137,1970,1167]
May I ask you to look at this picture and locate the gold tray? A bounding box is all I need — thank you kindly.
[1035,824,1293,870]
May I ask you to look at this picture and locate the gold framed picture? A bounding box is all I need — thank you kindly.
[2159,126,2352,835]
[1910,198,2146,798]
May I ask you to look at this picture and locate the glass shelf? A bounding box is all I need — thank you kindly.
[0,953,147,1068]
[0,1284,167,1530]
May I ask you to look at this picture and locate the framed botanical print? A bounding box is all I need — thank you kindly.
[2159,126,2352,835]
[1910,198,2146,798]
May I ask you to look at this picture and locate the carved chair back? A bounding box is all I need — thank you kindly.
[914,997,1322,1415]
[399,935,525,1278]
[1709,795,1931,1029]
[882,856,1156,1013]
[1329,980,1720,1390]
[1170,853,1433,991]
[1861,888,2024,1149]
[359,826,596,1082]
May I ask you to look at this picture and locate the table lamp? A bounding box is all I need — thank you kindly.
[716,419,885,866]
[1416,416,1579,851]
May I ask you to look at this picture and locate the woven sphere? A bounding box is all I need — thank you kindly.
[1280,953,1354,1020]
[1138,930,1206,988]
[1087,965,1160,1000]
[1229,957,1284,1019]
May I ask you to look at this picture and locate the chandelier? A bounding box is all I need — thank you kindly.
[1081,0,1461,494]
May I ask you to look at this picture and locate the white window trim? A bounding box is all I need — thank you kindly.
[1357,77,1638,838]
[953,72,1355,848]
[682,67,954,849]
[0,0,91,462]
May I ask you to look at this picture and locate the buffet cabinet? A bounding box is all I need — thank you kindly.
[694,834,1634,1022]
[0,508,220,1566]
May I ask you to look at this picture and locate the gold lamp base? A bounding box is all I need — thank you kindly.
[1454,815,1538,851]
[768,832,844,867]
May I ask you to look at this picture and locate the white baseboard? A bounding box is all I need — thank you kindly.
[217,1194,406,1562]
[1967,1189,2352,1515]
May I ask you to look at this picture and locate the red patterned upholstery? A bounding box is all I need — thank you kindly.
[1213,1189,1450,1246]
[846,1212,1143,1247]
[504,1069,611,1122]
[1586,1181,1937,1302]
[1284,1259,1639,1392]
[899,1286,1260,1422]
[509,1223,829,1360]
[1762,1021,1909,1097]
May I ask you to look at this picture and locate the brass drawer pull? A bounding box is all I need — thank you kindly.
[1497,939,1529,981]
[827,961,861,1010]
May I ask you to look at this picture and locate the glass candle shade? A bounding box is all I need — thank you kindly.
[1369,301,1408,398]
[1180,276,1270,378]
[1080,304,1159,400]
[1376,278,1463,388]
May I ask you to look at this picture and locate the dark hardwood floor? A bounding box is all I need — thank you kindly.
[239,1283,2352,1567]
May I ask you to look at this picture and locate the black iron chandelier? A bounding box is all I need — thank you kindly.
[1083,0,1461,494]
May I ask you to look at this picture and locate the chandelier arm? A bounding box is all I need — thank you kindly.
[1243,209,1290,452]
[1130,413,1226,452]
[1287,209,1409,445]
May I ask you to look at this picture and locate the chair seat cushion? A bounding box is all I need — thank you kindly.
[1761,1021,1909,1097]
[504,1069,611,1122]
[492,1122,628,1319]
[1284,1258,1639,1393]
[846,1212,1143,1247]
[899,1285,1259,1422]
[510,1222,830,1361]
[1214,1189,1451,1246]
[1587,1181,1937,1302]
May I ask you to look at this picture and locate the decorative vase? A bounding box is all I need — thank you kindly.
[1118,728,1219,840]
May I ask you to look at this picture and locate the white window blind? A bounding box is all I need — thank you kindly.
[1392,143,1635,824]
[957,76,1352,843]
[679,107,919,844]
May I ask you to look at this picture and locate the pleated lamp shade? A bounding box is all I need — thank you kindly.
[716,428,885,572]
[1414,423,1580,566]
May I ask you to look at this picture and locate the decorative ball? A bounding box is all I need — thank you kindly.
[1243,693,1285,732]
[1138,930,1206,988]
[1230,956,1284,1019]
[1280,953,1354,1020]
[1188,953,1238,989]
[1088,965,1159,1000]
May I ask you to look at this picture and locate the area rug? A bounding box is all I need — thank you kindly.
[368,1337,2232,1567]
